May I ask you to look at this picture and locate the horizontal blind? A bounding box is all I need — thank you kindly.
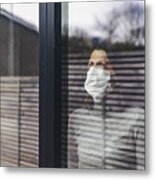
[64,50,145,169]
[0,77,19,167]
[0,76,39,167]
[19,77,39,167]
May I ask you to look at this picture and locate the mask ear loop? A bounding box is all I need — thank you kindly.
[105,58,115,76]
[87,59,92,69]
[85,59,92,79]
[104,58,115,95]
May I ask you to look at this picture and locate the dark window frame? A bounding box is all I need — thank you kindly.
[39,2,64,168]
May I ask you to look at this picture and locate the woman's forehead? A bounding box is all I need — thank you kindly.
[89,58,107,63]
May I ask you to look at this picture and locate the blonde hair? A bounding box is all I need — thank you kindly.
[90,49,108,60]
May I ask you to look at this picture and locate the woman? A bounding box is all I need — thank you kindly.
[67,49,145,170]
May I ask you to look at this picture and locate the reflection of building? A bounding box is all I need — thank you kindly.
[0,9,39,167]
[0,9,39,76]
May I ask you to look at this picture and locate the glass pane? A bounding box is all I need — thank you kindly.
[0,3,39,167]
[61,2,69,168]
[62,0,145,169]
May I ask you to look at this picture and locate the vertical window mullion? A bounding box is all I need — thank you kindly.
[39,3,62,168]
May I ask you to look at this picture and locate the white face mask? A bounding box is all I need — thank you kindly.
[84,66,110,102]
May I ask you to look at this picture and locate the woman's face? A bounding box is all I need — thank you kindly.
[88,57,107,70]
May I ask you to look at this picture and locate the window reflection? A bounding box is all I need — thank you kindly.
[0,3,39,167]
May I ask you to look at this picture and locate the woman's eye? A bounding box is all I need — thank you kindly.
[96,62,103,66]
[89,62,94,66]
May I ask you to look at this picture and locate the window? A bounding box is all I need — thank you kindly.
[63,1,145,169]
[0,1,145,169]
[0,3,39,167]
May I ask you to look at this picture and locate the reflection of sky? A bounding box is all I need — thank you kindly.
[69,1,144,39]
[1,1,144,39]
[1,4,39,30]
[69,1,118,37]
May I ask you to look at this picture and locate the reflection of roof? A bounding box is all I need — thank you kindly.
[0,9,38,33]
